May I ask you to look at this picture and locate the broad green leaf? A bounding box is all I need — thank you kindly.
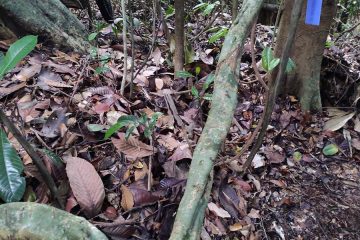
[286,58,296,73]
[104,115,138,139]
[261,47,275,72]
[87,124,106,132]
[293,151,302,162]
[191,86,199,98]
[165,6,175,18]
[41,149,64,168]
[203,73,215,91]
[88,32,98,41]
[209,28,228,43]
[268,58,280,72]
[0,35,37,79]
[175,70,194,78]
[193,2,207,11]
[0,129,25,202]
[322,144,339,156]
[0,52,4,66]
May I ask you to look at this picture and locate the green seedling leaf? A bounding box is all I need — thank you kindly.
[0,129,25,202]
[87,124,106,132]
[195,66,201,76]
[95,66,109,74]
[193,2,207,11]
[149,112,163,130]
[209,28,228,43]
[293,151,302,162]
[203,73,215,91]
[125,125,136,140]
[261,47,275,72]
[203,93,213,101]
[104,115,138,139]
[286,58,296,73]
[322,144,339,156]
[88,32,98,41]
[41,149,64,168]
[175,70,194,78]
[203,3,216,16]
[165,6,175,18]
[0,35,37,79]
[269,58,280,72]
[191,86,200,98]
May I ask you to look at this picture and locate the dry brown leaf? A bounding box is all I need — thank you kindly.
[208,202,231,218]
[120,185,134,211]
[324,111,355,131]
[151,47,162,66]
[65,156,105,217]
[14,64,41,81]
[157,133,180,151]
[229,222,243,232]
[0,82,26,99]
[168,143,192,161]
[37,69,72,90]
[134,162,148,181]
[41,108,67,138]
[44,60,75,75]
[17,98,50,123]
[155,78,164,90]
[111,133,156,159]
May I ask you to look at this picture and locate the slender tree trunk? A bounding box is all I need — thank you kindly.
[169,0,264,239]
[0,0,89,52]
[174,0,185,73]
[274,0,337,111]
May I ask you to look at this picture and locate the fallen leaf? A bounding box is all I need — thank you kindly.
[264,147,285,163]
[168,143,192,161]
[14,64,41,81]
[120,185,134,211]
[247,208,260,219]
[252,154,265,168]
[37,69,72,90]
[65,157,105,218]
[41,108,67,138]
[151,47,163,66]
[229,222,243,232]
[208,202,231,218]
[112,133,156,159]
[155,78,164,90]
[324,111,355,131]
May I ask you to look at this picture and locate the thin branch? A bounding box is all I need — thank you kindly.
[120,0,128,95]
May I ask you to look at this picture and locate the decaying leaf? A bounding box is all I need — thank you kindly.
[111,133,156,159]
[120,185,134,211]
[324,111,355,131]
[40,108,67,138]
[65,157,105,218]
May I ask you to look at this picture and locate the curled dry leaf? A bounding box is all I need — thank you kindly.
[65,157,105,218]
[14,64,41,81]
[111,133,156,159]
[120,185,134,211]
[324,111,355,131]
[37,69,72,90]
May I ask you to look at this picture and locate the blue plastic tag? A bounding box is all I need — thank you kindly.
[305,0,323,26]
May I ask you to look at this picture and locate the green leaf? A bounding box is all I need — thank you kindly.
[104,115,138,139]
[0,52,4,66]
[203,93,213,101]
[125,125,136,140]
[87,124,106,132]
[0,129,25,202]
[203,3,216,16]
[268,58,280,72]
[203,73,215,91]
[175,70,194,78]
[286,58,296,73]
[209,28,228,43]
[165,6,175,18]
[0,35,37,79]
[144,128,152,139]
[322,144,339,156]
[191,86,199,98]
[41,149,64,168]
[149,112,163,130]
[88,32,98,41]
[261,47,275,72]
[195,66,201,76]
[293,151,302,162]
[193,2,207,11]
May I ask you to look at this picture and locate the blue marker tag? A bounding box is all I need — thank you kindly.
[305,0,323,26]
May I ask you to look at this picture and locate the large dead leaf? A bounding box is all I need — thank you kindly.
[168,143,192,161]
[111,133,156,159]
[37,69,73,90]
[65,157,105,217]
[0,82,26,99]
[13,64,41,81]
[208,202,231,218]
[17,98,50,123]
[324,111,355,131]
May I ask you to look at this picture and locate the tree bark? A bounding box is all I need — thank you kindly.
[169,0,264,239]
[274,0,337,111]
[0,0,89,53]
[174,0,185,73]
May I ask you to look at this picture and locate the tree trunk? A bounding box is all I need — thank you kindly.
[169,0,264,239]
[0,0,89,53]
[174,0,185,73]
[274,0,337,111]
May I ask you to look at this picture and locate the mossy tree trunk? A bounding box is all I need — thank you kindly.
[169,0,264,239]
[0,0,89,53]
[274,0,337,111]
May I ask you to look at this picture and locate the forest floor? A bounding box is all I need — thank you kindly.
[0,4,360,240]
